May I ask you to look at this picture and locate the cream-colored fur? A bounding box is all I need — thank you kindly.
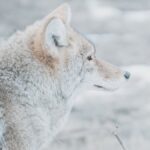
[0,4,129,150]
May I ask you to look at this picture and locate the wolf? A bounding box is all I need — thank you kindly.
[0,3,130,150]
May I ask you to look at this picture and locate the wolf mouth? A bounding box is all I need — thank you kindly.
[94,84,118,91]
[94,85,103,88]
[94,85,111,91]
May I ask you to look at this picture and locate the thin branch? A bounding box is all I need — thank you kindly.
[112,132,127,150]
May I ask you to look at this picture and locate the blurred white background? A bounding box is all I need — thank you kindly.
[0,0,150,150]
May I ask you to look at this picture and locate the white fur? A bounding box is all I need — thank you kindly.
[0,4,128,150]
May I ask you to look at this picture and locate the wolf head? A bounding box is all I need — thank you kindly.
[27,4,130,97]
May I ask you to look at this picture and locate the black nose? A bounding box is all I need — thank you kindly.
[124,71,130,79]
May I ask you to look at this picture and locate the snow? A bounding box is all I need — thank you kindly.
[0,0,150,149]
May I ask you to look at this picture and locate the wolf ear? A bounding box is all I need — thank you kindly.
[29,4,71,57]
[43,4,72,56]
[44,18,68,54]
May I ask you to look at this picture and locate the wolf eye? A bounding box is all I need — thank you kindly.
[87,56,93,61]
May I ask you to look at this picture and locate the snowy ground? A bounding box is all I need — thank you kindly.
[0,0,150,150]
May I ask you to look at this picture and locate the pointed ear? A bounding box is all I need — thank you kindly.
[45,3,72,24]
[27,4,71,58]
[43,18,68,55]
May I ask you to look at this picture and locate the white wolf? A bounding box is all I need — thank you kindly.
[0,4,130,150]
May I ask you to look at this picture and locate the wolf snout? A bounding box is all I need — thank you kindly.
[124,71,131,80]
